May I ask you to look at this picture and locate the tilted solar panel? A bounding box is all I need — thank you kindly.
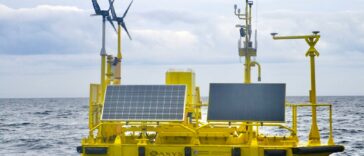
[101,85,186,121]
[207,83,286,122]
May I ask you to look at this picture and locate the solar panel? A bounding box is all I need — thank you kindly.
[101,85,186,121]
[207,83,286,122]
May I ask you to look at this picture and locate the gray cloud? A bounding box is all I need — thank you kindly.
[0,1,364,97]
[0,4,100,55]
[1,3,364,66]
[257,10,364,65]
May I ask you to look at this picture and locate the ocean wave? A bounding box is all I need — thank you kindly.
[0,97,362,155]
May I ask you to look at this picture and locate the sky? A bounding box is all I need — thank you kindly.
[0,0,363,98]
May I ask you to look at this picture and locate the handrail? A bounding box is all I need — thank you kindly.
[285,103,334,145]
[89,103,334,146]
[286,103,331,107]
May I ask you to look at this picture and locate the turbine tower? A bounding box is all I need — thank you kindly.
[91,0,116,100]
[108,0,134,84]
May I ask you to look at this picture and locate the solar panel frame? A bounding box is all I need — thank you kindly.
[207,83,286,122]
[101,85,187,122]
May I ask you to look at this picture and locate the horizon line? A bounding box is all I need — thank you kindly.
[1,95,364,99]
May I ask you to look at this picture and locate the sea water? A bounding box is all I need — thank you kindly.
[0,97,363,155]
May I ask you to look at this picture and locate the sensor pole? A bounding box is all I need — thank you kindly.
[235,0,260,84]
[271,31,321,145]
[234,0,261,148]
[244,0,251,84]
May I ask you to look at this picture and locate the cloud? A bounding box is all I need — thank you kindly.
[0,54,98,76]
[0,2,364,97]
[0,4,99,55]
[134,10,204,26]
[2,3,363,66]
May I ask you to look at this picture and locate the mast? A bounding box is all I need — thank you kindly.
[234,0,262,146]
[100,16,107,101]
[235,0,261,84]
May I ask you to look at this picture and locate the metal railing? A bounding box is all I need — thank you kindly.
[286,103,334,145]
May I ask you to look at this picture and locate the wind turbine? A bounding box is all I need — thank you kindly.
[91,0,117,55]
[108,0,133,40]
[108,0,134,84]
[91,0,116,99]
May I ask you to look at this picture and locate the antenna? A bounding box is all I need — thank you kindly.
[234,1,261,84]
[108,0,134,40]
[91,0,118,101]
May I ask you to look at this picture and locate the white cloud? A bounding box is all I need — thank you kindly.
[0,2,364,97]
[256,10,364,65]
[0,4,98,55]
[133,29,198,48]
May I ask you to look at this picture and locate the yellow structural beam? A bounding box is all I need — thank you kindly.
[272,31,321,145]
[243,0,251,84]
[106,55,113,85]
[113,25,122,85]
[117,25,122,59]
[272,35,317,40]
[100,55,106,101]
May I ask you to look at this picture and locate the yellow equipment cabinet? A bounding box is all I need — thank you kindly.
[165,70,202,123]
[166,69,196,104]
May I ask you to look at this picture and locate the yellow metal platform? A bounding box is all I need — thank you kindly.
[77,0,344,155]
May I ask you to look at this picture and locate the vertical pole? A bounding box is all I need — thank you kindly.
[308,38,321,144]
[113,25,122,85]
[244,0,251,84]
[328,105,334,145]
[118,25,122,59]
[248,2,252,40]
[100,16,107,101]
[89,84,94,133]
[292,106,297,136]
[245,57,251,83]
[101,56,106,100]
[310,54,317,104]
[243,1,255,146]
[98,17,107,141]
[106,55,113,85]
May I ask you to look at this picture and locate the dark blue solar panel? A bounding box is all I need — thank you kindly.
[102,85,186,121]
[207,83,286,122]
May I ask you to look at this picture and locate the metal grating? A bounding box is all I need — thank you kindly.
[101,85,186,121]
[207,83,286,122]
